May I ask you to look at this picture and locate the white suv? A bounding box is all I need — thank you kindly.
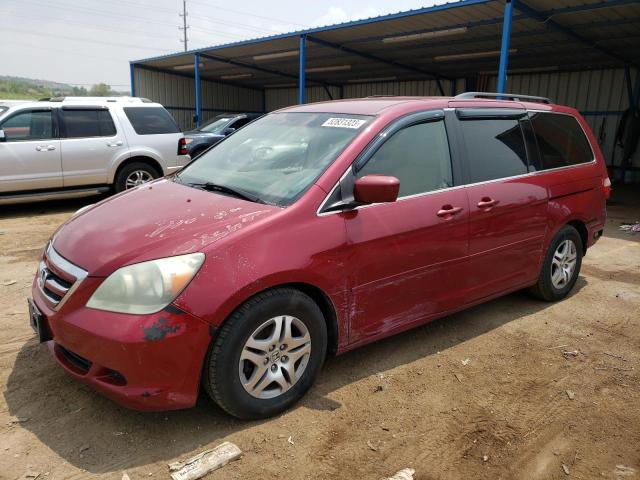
[0,97,190,204]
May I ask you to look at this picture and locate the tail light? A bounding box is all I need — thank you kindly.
[603,177,612,200]
[178,137,190,155]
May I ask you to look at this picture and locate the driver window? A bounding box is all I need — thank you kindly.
[357,120,453,197]
[0,110,53,142]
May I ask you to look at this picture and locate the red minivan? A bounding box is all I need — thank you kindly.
[29,93,609,419]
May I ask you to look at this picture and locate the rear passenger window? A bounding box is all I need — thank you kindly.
[459,119,528,183]
[124,107,180,135]
[357,120,453,197]
[529,112,593,170]
[61,109,116,138]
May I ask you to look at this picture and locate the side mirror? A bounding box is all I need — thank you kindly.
[354,175,400,204]
[223,127,236,135]
[0,129,5,142]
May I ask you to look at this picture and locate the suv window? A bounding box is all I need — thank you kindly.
[123,107,180,135]
[357,120,453,197]
[529,112,593,170]
[231,117,252,130]
[459,119,528,183]
[0,109,53,141]
[61,108,117,138]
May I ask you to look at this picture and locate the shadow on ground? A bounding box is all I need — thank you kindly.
[0,195,106,220]
[4,279,586,474]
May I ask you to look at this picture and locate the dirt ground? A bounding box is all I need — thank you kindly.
[0,189,639,480]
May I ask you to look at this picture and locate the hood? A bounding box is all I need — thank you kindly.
[52,179,280,277]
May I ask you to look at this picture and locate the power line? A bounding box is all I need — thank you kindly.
[2,27,175,52]
[179,0,189,52]
[188,0,310,28]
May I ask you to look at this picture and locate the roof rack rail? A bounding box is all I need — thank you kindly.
[454,92,551,104]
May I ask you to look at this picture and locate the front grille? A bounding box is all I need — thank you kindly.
[56,344,92,373]
[37,243,87,310]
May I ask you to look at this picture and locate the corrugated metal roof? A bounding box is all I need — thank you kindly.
[132,0,640,89]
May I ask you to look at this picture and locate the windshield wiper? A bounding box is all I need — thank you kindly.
[183,181,266,204]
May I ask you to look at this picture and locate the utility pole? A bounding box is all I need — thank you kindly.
[179,0,189,52]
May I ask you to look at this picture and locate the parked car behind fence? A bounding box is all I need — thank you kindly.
[183,113,262,158]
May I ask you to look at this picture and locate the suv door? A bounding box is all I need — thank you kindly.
[336,111,469,343]
[0,108,62,193]
[59,106,125,187]
[455,108,548,301]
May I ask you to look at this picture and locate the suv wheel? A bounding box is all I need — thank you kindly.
[115,162,160,192]
[203,288,327,419]
[529,225,583,301]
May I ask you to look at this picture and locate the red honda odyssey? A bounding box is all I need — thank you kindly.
[29,93,610,419]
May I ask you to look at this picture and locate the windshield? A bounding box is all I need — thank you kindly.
[199,117,233,134]
[177,112,372,206]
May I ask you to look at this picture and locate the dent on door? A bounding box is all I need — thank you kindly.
[345,189,470,344]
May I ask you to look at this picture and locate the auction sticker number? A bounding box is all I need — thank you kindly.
[322,117,367,129]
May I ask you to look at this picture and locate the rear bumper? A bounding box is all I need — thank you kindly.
[32,281,211,411]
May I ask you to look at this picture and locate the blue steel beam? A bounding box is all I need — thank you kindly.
[194,53,202,127]
[299,35,306,104]
[514,0,635,67]
[129,63,136,96]
[306,35,448,95]
[133,64,264,92]
[199,52,338,89]
[497,0,515,94]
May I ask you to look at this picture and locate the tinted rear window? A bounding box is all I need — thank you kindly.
[529,112,593,170]
[123,107,180,135]
[62,109,116,138]
[459,119,528,183]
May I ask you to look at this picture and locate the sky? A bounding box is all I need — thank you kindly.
[2,0,449,91]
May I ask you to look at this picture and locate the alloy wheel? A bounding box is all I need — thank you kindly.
[239,315,311,399]
[551,239,577,289]
[124,170,154,189]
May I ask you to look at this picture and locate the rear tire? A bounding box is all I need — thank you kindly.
[114,162,160,193]
[529,225,583,302]
[203,288,327,420]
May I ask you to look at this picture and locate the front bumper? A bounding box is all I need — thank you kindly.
[31,277,212,411]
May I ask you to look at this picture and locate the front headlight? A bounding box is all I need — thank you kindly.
[86,253,205,314]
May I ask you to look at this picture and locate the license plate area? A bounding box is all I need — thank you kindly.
[28,298,52,343]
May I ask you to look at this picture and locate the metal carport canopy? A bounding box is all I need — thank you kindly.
[131,0,640,124]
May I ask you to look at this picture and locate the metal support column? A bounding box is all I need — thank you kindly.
[129,63,136,97]
[194,53,202,127]
[497,0,515,94]
[624,65,634,107]
[298,35,306,105]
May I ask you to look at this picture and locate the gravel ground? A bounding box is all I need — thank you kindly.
[0,189,638,480]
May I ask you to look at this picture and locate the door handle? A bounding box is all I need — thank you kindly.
[35,145,56,151]
[106,141,123,147]
[437,205,464,218]
[477,197,500,209]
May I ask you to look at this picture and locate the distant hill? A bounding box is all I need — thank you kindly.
[0,76,126,100]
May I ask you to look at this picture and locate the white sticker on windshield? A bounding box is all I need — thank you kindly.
[321,117,367,129]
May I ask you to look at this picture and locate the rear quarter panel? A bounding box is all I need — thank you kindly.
[533,108,607,252]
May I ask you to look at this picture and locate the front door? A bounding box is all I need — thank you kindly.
[342,113,469,344]
[0,108,62,193]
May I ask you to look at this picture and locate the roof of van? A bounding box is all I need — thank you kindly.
[0,97,162,112]
[279,95,562,115]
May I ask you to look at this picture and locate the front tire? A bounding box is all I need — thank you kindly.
[203,288,327,419]
[529,225,583,302]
